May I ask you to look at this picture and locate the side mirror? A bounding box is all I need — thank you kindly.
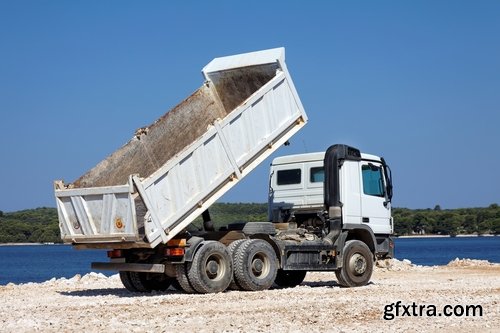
[380,158,393,203]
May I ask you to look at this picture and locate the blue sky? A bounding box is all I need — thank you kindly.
[1,1,499,212]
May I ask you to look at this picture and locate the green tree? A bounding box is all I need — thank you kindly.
[1,204,500,243]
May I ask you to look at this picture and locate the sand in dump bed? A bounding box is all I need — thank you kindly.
[0,259,498,333]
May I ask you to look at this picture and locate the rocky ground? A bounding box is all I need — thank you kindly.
[0,258,498,332]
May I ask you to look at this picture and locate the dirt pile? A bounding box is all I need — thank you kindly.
[1,261,498,332]
[446,258,496,267]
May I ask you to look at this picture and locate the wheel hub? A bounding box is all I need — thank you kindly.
[206,260,220,277]
[349,253,367,275]
[252,258,264,274]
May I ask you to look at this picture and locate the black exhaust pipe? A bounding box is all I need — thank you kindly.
[323,144,361,244]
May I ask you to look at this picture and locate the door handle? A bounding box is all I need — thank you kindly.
[362,217,370,223]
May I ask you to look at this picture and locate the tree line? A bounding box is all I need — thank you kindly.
[393,204,500,236]
[0,203,498,243]
[0,207,61,243]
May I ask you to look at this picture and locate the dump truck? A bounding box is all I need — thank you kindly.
[55,47,394,294]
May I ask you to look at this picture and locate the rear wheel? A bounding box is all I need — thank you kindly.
[187,241,233,293]
[227,239,246,290]
[143,273,174,291]
[170,278,182,291]
[120,271,173,293]
[175,263,197,294]
[233,239,277,291]
[274,270,307,288]
[119,271,140,292]
[335,240,373,287]
[128,271,151,292]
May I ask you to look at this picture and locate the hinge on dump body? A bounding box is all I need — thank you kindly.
[131,175,169,245]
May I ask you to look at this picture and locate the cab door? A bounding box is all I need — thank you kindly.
[360,162,392,234]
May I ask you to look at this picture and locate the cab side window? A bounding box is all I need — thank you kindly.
[362,164,384,197]
[277,169,301,185]
[310,167,324,183]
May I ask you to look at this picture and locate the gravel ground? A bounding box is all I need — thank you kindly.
[0,259,498,332]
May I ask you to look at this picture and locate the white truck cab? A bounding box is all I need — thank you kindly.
[269,144,393,253]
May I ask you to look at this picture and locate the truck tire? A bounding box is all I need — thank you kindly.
[242,222,276,235]
[227,239,247,290]
[227,222,246,231]
[334,269,348,287]
[335,240,373,287]
[143,273,174,292]
[274,269,307,288]
[120,271,173,293]
[175,263,197,294]
[119,271,140,292]
[187,241,233,293]
[233,239,277,291]
[170,278,182,291]
[128,271,151,292]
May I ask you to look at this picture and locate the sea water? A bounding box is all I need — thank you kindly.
[0,236,498,285]
[0,245,109,285]
[394,236,500,266]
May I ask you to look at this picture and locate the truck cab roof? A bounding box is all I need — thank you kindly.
[272,151,381,166]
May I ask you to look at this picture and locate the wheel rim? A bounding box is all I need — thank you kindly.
[349,253,367,275]
[205,253,226,281]
[251,252,270,279]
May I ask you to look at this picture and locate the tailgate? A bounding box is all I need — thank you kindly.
[55,180,142,244]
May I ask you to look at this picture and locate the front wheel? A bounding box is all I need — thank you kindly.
[335,240,373,287]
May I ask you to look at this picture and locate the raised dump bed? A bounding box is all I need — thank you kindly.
[55,47,307,248]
